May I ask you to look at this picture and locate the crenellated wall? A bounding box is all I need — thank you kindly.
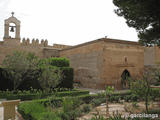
[21,38,48,47]
[0,37,61,64]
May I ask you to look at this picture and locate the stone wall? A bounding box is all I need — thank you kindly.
[60,40,104,88]
[144,47,155,65]
[0,38,60,64]
[144,46,160,65]
[102,39,144,89]
[60,38,144,90]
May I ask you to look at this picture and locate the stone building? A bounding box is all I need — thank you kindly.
[60,38,144,89]
[0,13,159,90]
[0,13,70,64]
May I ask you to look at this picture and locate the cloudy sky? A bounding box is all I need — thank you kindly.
[0,0,138,45]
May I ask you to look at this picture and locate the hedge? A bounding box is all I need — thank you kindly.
[33,94,102,108]
[0,57,73,90]
[0,68,13,91]
[55,90,89,97]
[0,90,89,101]
[58,67,73,89]
[18,101,60,120]
[18,93,104,120]
[48,57,69,67]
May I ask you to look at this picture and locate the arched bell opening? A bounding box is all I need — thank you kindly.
[121,69,131,89]
[9,23,16,38]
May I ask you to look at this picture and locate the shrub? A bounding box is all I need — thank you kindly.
[91,98,106,107]
[0,68,13,91]
[55,90,89,97]
[58,67,74,88]
[81,104,91,113]
[150,88,160,100]
[48,57,69,67]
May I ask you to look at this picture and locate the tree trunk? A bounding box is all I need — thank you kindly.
[145,95,149,113]
[106,96,109,117]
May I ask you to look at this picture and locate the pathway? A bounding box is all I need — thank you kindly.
[78,103,130,120]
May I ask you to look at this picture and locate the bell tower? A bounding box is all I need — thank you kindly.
[3,12,21,45]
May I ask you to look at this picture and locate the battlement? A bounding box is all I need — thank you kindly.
[53,44,71,49]
[21,38,48,47]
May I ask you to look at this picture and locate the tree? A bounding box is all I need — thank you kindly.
[113,0,160,46]
[2,51,39,90]
[130,68,154,113]
[38,65,62,91]
[106,86,114,117]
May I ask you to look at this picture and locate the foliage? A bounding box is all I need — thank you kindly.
[18,93,106,120]
[38,65,62,91]
[106,86,114,96]
[150,88,160,100]
[54,90,89,97]
[130,68,154,113]
[0,68,13,90]
[113,0,160,46]
[91,98,106,107]
[18,101,60,120]
[58,67,74,89]
[2,51,39,90]
[48,57,70,67]
[0,89,89,101]
[1,51,73,90]
[152,67,160,86]
[81,104,91,113]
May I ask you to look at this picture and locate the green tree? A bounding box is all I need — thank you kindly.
[2,51,39,90]
[113,0,160,46]
[2,51,62,91]
[106,86,114,116]
[130,68,154,113]
[38,65,62,91]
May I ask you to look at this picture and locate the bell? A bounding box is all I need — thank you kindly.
[10,26,14,32]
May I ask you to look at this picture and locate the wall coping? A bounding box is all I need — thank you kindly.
[60,38,141,52]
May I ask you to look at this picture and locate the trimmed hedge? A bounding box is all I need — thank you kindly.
[0,68,13,91]
[55,90,89,97]
[33,94,102,108]
[48,57,69,67]
[58,67,74,89]
[18,93,104,120]
[0,90,89,101]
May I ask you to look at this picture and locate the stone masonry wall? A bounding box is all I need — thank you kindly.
[60,40,104,89]
[60,38,144,90]
[0,38,60,64]
[102,40,144,89]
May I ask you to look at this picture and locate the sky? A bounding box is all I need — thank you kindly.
[0,0,139,46]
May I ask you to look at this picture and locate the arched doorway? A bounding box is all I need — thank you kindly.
[121,69,131,89]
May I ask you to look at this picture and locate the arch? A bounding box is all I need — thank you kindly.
[121,69,131,89]
[4,15,21,39]
[5,16,20,25]
[9,23,16,38]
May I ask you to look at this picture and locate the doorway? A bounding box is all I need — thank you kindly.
[121,69,130,89]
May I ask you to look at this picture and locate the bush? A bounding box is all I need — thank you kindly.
[150,88,160,100]
[91,98,106,107]
[0,89,89,101]
[0,68,13,91]
[55,90,89,97]
[0,55,73,91]
[81,104,91,113]
[48,57,69,67]
[58,67,74,89]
